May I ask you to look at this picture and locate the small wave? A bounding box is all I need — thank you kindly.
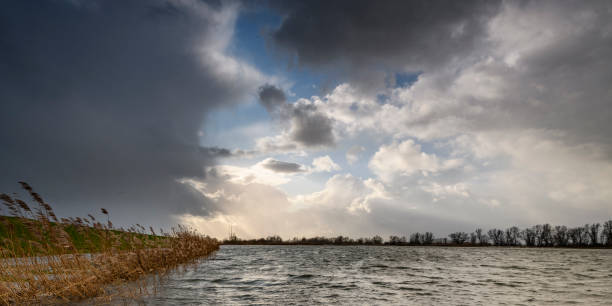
[182,278,205,283]
[210,278,228,283]
[370,264,390,268]
[420,280,440,285]
[492,281,519,287]
[239,279,267,285]
[235,294,255,300]
[426,276,443,280]
[399,286,424,291]
[372,281,391,286]
[329,284,356,290]
[574,273,596,279]
[289,274,315,279]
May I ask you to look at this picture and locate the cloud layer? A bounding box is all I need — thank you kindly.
[181,0,612,238]
[0,0,264,227]
[3,0,611,239]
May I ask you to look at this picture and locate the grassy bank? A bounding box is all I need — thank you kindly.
[0,183,219,304]
[0,215,168,257]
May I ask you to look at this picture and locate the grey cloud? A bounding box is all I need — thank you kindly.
[255,140,298,153]
[290,104,335,147]
[270,0,612,152]
[411,1,612,148]
[261,159,305,173]
[495,1,612,147]
[268,0,501,86]
[200,147,257,159]
[257,84,335,148]
[258,84,287,112]
[0,1,255,227]
[200,147,233,159]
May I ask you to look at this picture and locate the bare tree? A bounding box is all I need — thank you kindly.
[568,227,587,246]
[470,232,477,245]
[583,224,592,245]
[479,234,490,246]
[388,235,406,245]
[372,235,383,245]
[410,232,422,245]
[533,225,543,246]
[266,235,283,243]
[449,232,469,244]
[601,220,612,246]
[488,228,505,246]
[521,228,536,246]
[588,223,600,246]
[475,228,484,245]
[423,232,434,245]
[553,225,569,247]
[539,224,553,247]
[505,226,521,246]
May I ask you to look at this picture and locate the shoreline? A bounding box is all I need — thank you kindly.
[221,242,612,249]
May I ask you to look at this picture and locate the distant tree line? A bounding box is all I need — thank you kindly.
[454,221,612,247]
[225,235,387,246]
[223,220,612,247]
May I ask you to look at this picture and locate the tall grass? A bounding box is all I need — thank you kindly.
[0,182,219,304]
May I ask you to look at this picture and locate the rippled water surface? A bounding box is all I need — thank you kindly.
[143,245,612,305]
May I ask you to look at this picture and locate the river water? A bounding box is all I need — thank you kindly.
[141,245,612,305]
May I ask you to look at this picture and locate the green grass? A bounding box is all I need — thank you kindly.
[0,215,167,256]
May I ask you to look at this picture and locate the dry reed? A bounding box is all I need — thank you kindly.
[0,182,219,304]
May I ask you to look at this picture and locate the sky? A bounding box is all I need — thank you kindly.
[1,0,612,239]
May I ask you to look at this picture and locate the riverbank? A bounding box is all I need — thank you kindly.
[0,184,219,304]
[0,216,219,304]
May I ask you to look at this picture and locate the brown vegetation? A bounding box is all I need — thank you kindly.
[0,182,219,304]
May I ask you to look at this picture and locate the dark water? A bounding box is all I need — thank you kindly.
[142,245,612,305]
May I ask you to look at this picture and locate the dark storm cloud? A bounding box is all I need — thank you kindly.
[257,84,334,148]
[260,159,305,173]
[0,0,252,226]
[268,0,501,88]
[258,84,287,112]
[200,147,233,159]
